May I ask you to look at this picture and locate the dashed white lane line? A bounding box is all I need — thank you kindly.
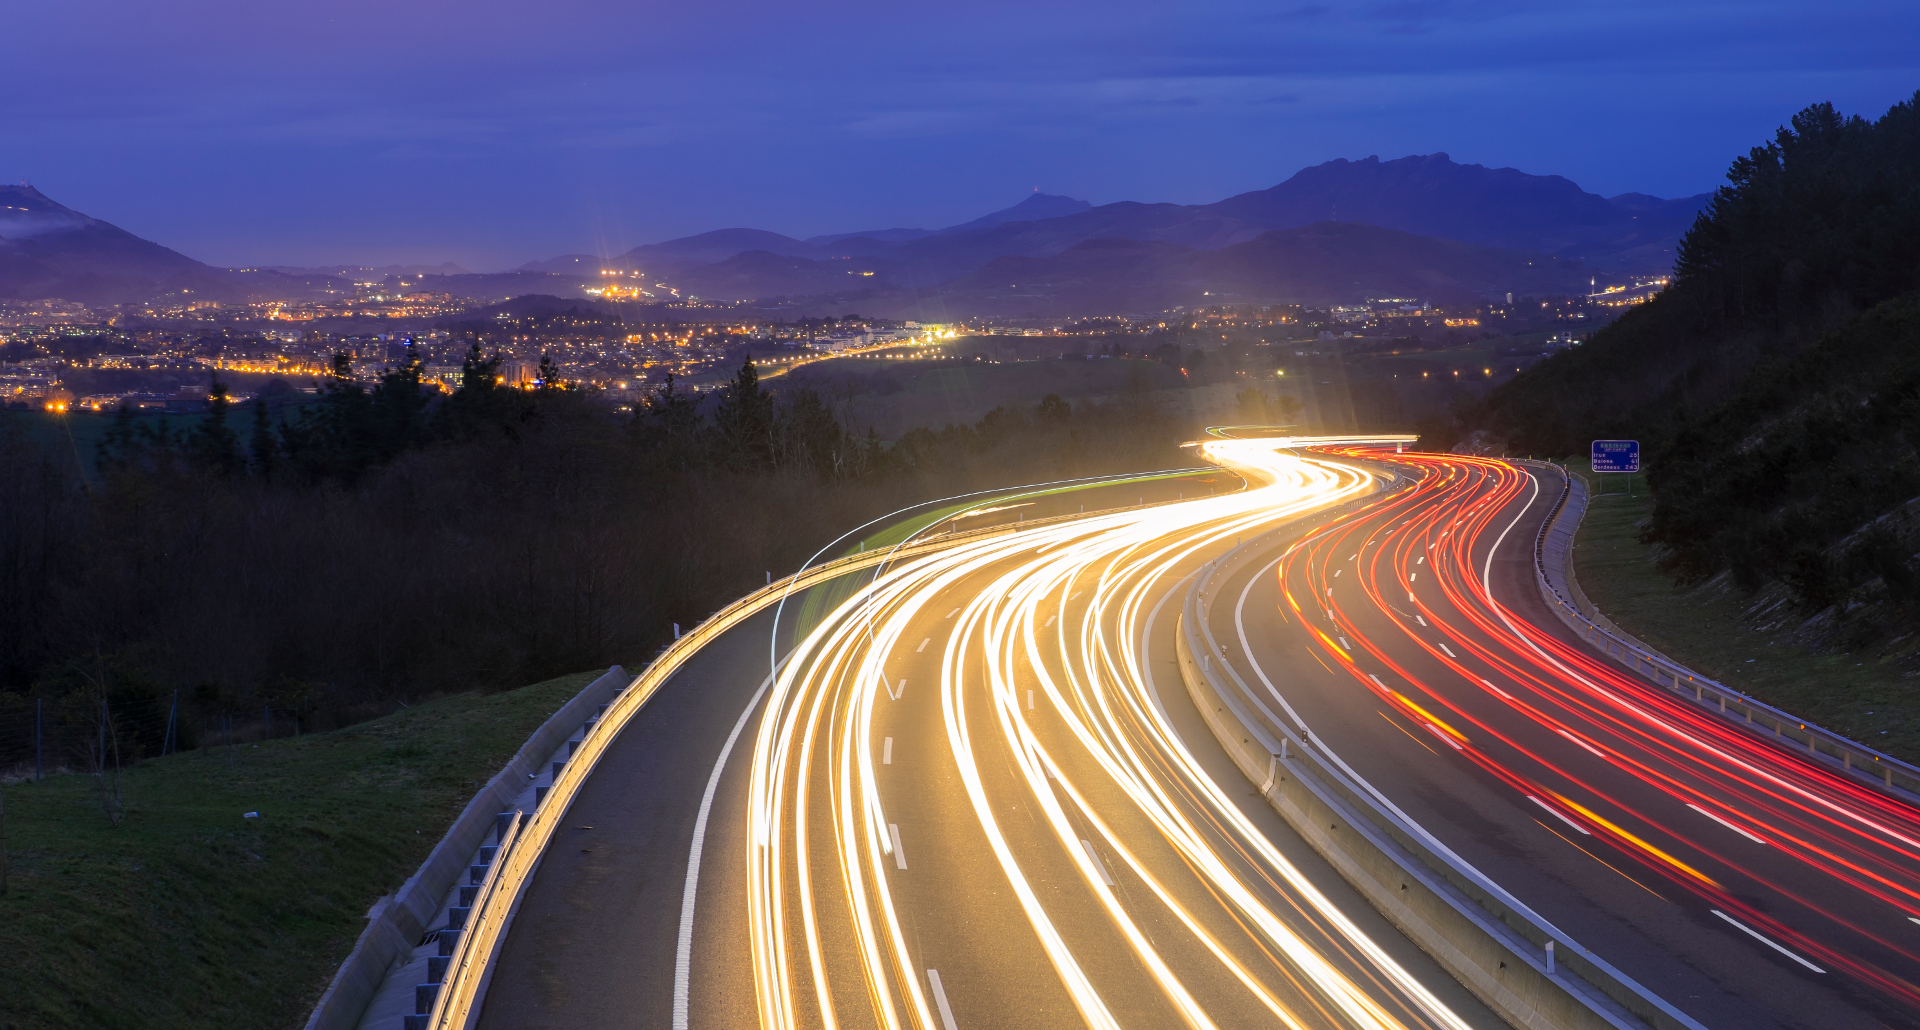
[883,737,893,765]
[1417,555,1425,565]
[1410,572,1418,582]
[1556,728,1607,759]
[1045,615,1056,628]
[1026,690,1034,711]
[1408,591,1416,603]
[1688,803,1769,845]
[1339,636,1352,650]
[1327,587,1333,597]
[1334,569,1342,577]
[1080,839,1115,885]
[926,969,961,1030]
[1438,642,1457,658]
[1069,590,1082,600]
[1712,910,1825,973]
[917,637,930,653]
[946,608,959,619]
[887,677,905,701]
[889,824,908,869]
[1415,615,1428,627]
[1528,795,1591,835]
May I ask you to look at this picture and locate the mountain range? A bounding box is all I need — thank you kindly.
[0,154,1709,313]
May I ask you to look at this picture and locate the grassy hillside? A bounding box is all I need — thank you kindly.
[0,670,600,1030]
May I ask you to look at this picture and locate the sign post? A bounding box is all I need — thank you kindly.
[1591,439,1640,496]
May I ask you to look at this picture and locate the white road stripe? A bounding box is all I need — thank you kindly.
[889,824,908,869]
[1417,556,1425,565]
[1080,839,1115,885]
[673,670,777,1030]
[1327,587,1333,597]
[887,676,905,701]
[1415,615,1428,627]
[1688,803,1769,845]
[945,608,959,618]
[926,969,961,1030]
[883,737,893,765]
[1410,572,1417,582]
[1439,642,1457,658]
[917,637,930,652]
[1339,636,1352,649]
[1069,591,1082,600]
[1409,591,1416,603]
[1557,729,1607,759]
[1026,689,1034,710]
[1529,795,1591,835]
[1712,910,1824,972]
[1045,615,1056,628]
[1334,569,1342,577]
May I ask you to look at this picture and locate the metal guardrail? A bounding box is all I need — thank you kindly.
[1524,462,1920,800]
[412,490,1219,1027]
[1178,506,1703,1030]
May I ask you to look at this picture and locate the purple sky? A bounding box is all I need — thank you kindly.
[5,0,1916,270]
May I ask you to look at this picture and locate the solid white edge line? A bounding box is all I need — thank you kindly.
[1687,803,1769,845]
[926,969,961,1030]
[1079,838,1115,885]
[1528,795,1592,835]
[1711,910,1825,973]
[890,823,908,869]
[673,669,777,1030]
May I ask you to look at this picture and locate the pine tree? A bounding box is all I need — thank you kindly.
[249,398,278,481]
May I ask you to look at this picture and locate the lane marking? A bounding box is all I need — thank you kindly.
[1415,615,1428,627]
[1027,689,1035,711]
[926,969,961,1030]
[889,824,908,869]
[1557,728,1607,759]
[1080,839,1115,885]
[1481,678,1515,701]
[1417,555,1425,565]
[1334,569,1342,577]
[1326,587,1333,597]
[1348,553,1357,561]
[1424,723,1464,750]
[1688,803,1769,845]
[945,608,959,618]
[1711,910,1825,973]
[887,677,905,701]
[916,637,930,653]
[1069,591,1082,600]
[883,737,893,765]
[1339,636,1352,649]
[1528,795,1591,835]
[1045,615,1056,628]
[1438,642,1456,658]
[673,669,777,1030]
[1408,591,1416,603]
[1410,572,1417,582]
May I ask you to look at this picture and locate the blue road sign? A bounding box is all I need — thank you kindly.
[1591,439,1640,473]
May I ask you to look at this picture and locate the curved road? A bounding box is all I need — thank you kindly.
[474,444,1920,1030]
[1219,451,1920,1029]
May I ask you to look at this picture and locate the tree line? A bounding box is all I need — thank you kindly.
[0,345,1182,764]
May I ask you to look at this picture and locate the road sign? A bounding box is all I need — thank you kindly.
[1591,439,1640,473]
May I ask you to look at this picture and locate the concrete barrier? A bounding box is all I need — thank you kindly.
[301,665,632,1030]
[1175,500,1707,1030]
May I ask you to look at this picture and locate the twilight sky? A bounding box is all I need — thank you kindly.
[4,0,1916,270]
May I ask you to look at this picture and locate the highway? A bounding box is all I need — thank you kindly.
[1216,450,1920,1029]
[480,441,1505,1030]
[474,442,1920,1030]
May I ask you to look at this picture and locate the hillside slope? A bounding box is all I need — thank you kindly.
[1476,92,1920,616]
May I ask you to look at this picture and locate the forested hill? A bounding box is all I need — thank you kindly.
[1474,92,1920,609]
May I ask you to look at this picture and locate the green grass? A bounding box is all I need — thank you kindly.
[0,669,603,1030]
[1570,479,1920,763]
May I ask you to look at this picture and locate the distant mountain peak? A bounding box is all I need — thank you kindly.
[938,192,1093,235]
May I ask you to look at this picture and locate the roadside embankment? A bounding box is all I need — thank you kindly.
[0,670,604,1030]
[1569,475,1920,765]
